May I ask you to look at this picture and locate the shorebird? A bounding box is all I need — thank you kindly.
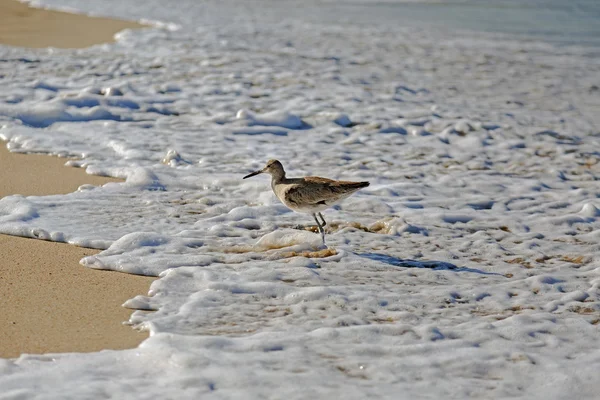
[243,160,369,245]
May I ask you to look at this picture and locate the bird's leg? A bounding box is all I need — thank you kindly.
[312,213,323,233]
[313,213,326,246]
[318,212,327,227]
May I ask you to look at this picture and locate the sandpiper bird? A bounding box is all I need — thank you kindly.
[243,160,369,245]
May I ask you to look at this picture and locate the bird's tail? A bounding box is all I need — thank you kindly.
[353,181,370,189]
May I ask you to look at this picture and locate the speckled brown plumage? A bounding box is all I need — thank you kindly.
[243,159,369,245]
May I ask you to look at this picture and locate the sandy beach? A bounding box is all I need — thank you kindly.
[0,145,153,358]
[0,0,144,49]
[0,1,150,358]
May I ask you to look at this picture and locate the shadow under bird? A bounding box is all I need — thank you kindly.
[243,159,369,245]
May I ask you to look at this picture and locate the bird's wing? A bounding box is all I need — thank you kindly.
[284,177,368,207]
[303,176,336,184]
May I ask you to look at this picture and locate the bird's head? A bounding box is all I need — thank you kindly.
[243,159,285,180]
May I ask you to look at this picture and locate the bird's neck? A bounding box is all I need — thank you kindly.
[270,173,286,186]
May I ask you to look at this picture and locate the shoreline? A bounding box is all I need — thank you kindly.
[0,144,154,358]
[0,0,145,49]
[0,0,150,358]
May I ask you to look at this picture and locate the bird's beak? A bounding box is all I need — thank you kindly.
[243,169,263,179]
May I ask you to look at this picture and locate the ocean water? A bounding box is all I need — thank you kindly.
[317,0,600,47]
[1,0,600,398]
[29,0,600,47]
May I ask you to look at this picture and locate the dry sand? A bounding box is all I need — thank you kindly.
[0,145,154,358]
[0,1,152,358]
[0,0,145,49]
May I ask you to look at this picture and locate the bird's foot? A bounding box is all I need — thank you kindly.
[293,224,319,233]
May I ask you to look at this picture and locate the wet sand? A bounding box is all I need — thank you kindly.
[0,0,145,49]
[0,1,151,358]
[0,145,154,358]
